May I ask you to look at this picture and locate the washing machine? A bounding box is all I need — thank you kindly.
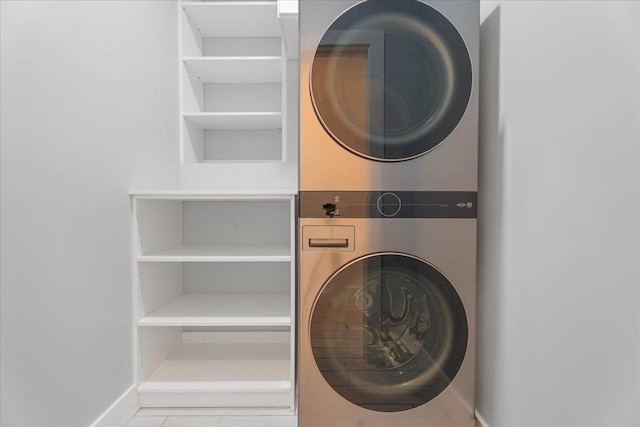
[298,190,477,427]
[300,0,479,191]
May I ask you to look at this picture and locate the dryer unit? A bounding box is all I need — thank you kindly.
[300,0,479,191]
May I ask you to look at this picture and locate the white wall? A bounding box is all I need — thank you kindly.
[477,1,640,426]
[0,1,179,426]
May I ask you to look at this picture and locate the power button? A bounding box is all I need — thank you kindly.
[376,192,402,217]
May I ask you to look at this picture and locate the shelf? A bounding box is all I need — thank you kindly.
[138,244,290,262]
[202,129,282,161]
[184,57,282,83]
[130,190,296,198]
[138,341,291,408]
[182,2,280,38]
[184,113,282,130]
[139,292,291,327]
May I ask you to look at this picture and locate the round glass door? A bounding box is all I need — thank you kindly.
[310,0,472,161]
[310,253,468,412]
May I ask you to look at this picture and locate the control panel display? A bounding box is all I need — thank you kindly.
[299,191,477,218]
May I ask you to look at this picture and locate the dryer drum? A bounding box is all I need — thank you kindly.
[310,253,468,412]
[310,0,473,161]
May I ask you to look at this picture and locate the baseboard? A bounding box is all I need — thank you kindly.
[475,410,490,427]
[89,384,137,427]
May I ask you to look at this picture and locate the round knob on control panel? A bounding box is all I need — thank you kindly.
[376,192,402,217]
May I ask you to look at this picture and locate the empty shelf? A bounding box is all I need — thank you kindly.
[138,342,291,408]
[184,113,282,130]
[182,2,280,38]
[139,292,292,327]
[138,244,291,262]
[184,57,282,83]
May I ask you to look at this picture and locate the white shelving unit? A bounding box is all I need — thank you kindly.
[130,0,299,415]
[131,192,296,412]
[180,1,285,164]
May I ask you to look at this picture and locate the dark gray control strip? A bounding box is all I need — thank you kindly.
[299,191,477,218]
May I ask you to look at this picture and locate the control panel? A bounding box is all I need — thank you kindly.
[299,191,477,219]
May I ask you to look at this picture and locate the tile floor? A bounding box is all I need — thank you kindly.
[126,415,298,427]
[126,414,483,427]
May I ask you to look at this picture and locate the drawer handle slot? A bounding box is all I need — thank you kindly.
[308,238,349,248]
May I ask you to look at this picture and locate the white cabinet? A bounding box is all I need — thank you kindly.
[131,191,296,411]
[129,0,299,414]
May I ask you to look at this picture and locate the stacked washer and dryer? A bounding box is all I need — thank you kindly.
[298,1,478,426]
